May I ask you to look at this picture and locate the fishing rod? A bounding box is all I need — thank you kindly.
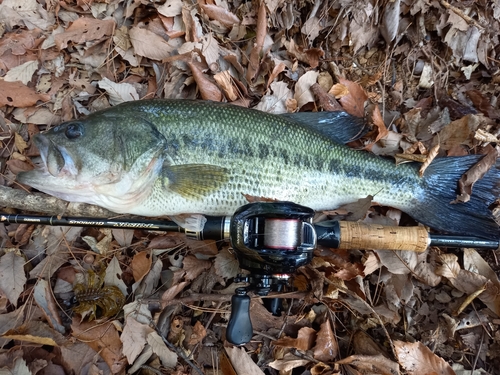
[1,204,498,251]
[1,201,498,345]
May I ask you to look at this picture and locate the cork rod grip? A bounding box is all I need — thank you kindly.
[338,222,430,252]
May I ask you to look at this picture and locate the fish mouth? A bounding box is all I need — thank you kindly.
[32,133,78,177]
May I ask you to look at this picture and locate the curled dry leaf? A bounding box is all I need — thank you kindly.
[268,353,310,372]
[338,78,368,118]
[200,4,240,27]
[225,346,266,375]
[313,320,338,362]
[336,354,400,375]
[272,326,316,351]
[394,340,455,375]
[3,321,66,346]
[294,70,319,109]
[188,62,223,101]
[453,146,497,203]
[33,279,65,334]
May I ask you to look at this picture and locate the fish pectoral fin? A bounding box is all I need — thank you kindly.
[163,164,229,199]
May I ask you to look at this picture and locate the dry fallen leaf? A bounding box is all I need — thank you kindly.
[72,320,127,374]
[0,251,26,307]
[225,346,266,375]
[121,316,153,364]
[0,80,50,107]
[272,326,316,351]
[147,331,177,369]
[130,251,152,283]
[453,145,497,203]
[294,70,319,109]
[338,78,368,118]
[313,320,338,362]
[182,255,211,281]
[188,61,223,101]
[54,18,115,50]
[394,340,455,375]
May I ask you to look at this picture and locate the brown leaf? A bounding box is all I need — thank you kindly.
[294,70,319,109]
[225,346,266,375]
[272,326,316,351]
[338,78,368,118]
[394,340,455,375]
[182,255,211,281]
[369,105,389,142]
[185,320,207,347]
[161,281,189,305]
[200,4,240,27]
[54,18,115,50]
[0,251,26,307]
[213,70,238,101]
[246,1,267,82]
[437,114,480,151]
[188,62,223,101]
[121,316,153,364]
[214,248,239,279]
[33,279,65,334]
[453,146,497,203]
[130,26,174,61]
[0,80,50,107]
[3,321,66,346]
[313,320,338,362]
[311,83,343,111]
[329,195,373,222]
[268,353,310,372]
[72,320,126,374]
[336,354,400,375]
[466,89,500,119]
[147,331,178,368]
[130,250,152,283]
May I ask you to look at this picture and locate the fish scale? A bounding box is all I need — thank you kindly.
[17,99,500,239]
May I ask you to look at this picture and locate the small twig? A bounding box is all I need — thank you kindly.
[439,0,486,30]
[471,330,484,373]
[276,296,295,340]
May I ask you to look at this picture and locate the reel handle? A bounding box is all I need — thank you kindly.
[226,288,253,346]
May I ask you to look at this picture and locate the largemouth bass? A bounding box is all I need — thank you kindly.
[17,99,500,238]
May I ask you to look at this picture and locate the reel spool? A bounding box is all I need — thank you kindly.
[226,202,317,345]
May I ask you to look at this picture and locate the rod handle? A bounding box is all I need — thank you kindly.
[338,221,430,252]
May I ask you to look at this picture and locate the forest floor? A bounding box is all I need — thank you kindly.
[1,0,500,374]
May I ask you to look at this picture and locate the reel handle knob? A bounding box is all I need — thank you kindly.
[226,288,253,345]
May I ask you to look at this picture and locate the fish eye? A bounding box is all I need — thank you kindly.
[65,122,84,140]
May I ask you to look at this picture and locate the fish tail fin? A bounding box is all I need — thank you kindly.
[411,155,500,239]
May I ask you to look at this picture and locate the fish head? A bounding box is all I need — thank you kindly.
[18,112,168,212]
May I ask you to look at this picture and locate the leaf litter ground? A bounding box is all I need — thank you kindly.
[1,0,500,374]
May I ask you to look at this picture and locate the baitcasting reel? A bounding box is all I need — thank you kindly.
[225,202,317,345]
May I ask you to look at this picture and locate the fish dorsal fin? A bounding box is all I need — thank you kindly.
[280,111,368,144]
[162,164,229,199]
